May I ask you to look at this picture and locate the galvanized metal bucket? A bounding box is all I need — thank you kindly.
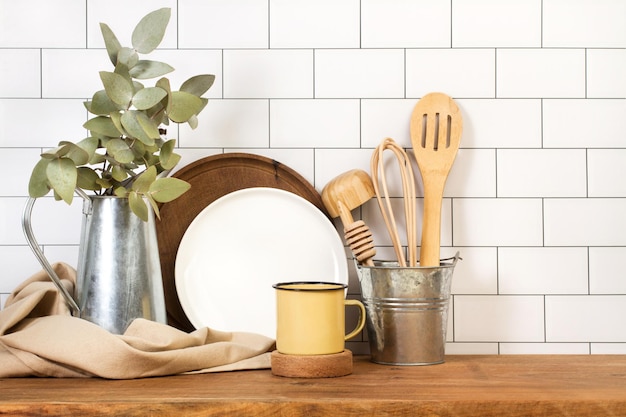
[22,191,166,334]
[356,253,460,365]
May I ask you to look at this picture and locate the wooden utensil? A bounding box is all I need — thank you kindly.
[410,93,462,267]
[322,169,376,266]
[370,137,417,267]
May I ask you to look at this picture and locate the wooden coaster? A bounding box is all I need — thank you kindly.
[271,349,353,378]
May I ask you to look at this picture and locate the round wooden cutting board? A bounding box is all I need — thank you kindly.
[156,152,327,332]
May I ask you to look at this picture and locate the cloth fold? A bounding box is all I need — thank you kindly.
[0,263,275,378]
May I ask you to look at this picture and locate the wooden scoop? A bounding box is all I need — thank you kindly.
[322,169,376,266]
[410,93,462,267]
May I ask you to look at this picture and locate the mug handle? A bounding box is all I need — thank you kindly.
[344,299,366,341]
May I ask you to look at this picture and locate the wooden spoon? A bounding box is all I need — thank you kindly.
[322,169,376,266]
[410,93,462,267]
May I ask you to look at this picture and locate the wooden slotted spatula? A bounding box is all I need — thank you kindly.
[410,92,462,267]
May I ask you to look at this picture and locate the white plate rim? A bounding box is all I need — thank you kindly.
[174,187,348,338]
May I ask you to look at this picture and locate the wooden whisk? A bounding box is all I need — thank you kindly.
[370,138,417,267]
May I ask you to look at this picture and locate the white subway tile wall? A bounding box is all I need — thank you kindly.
[1,0,624,354]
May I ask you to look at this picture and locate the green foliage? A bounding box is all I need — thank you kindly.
[28,8,215,220]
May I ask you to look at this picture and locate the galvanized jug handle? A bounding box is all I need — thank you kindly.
[21,189,92,316]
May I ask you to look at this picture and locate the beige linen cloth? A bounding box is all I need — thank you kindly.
[0,262,275,378]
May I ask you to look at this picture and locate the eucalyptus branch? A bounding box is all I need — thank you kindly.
[27,8,215,221]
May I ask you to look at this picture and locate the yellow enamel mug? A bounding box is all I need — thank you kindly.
[273,282,366,355]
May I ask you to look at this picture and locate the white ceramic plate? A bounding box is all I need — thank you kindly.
[175,187,348,338]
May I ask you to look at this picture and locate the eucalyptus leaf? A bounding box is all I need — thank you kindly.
[131,8,170,54]
[100,23,121,66]
[135,111,161,139]
[129,60,174,80]
[106,138,134,164]
[41,144,70,159]
[28,159,51,198]
[168,91,204,123]
[117,47,139,69]
[132,165,157,193]
[149,177,191,203]
[180,74,215,96]
[111,165,128,182]
[146,194,161,219]
[187,114,199,129]
[87,90,120,116]
[114,186,128,197]
[121,111,157,145]
[99,71,133,107]
[132,87,167,110]
[46,158,77,204]
[109,111,125,137]
[76,137,99,157]
[84,116,122,137]
[76,167,101,191]
[59,141,90,165]
[128,191,149,222]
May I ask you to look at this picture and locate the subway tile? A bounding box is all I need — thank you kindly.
[546,295,626,342]
[406,49,496,98]
[171,149,223,175]
[270,99,360,148]
[496,49,585,98]
[499,343,589,354]
[498,247,589,295]
[445,149,496,198]
[42,245,80,271]
[179,0,267,48]
[0,246,44,292]
[361,99,415,149]
[141,50,223,98]
[589,247,626,294]
[0,0,85,48]
[224,50,313,99]
[544,198,626,246]
[452,0,541,47]
[0,198,32,245]
[497,149,587,197]
[24,197,83,246]
[363,198,452,249]
[270,0,359,48]
[0,149,43,197]
[455,99,542,149]
[178,99,269,148]
[454,295,545,342]
[361,0,450,48]
[453,199,543,247]
[588,149,626,197]
[450,247,498,295]
[87,0,178,49]
[543,99,626,148]
[42,49,108,98]
[315,148,377,190]
[543,0,626,48]
[0,294,8,309]
[315,49,404,99]
[0,99,87,148]
[45,49,221,99]
[587,49,626,98]
[591,343,626,354]
[0,50,41,98]
[445,342,500,355]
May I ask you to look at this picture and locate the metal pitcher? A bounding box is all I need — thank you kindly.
[22,190,166,334]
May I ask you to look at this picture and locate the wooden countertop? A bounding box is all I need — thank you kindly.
[1,355,625,416]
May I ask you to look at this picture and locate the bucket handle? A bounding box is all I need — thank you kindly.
[21,189,92,316]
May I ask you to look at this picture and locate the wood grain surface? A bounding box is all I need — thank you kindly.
[1,355,625,416]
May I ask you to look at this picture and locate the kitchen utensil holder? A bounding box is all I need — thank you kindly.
[356,253,460,365]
